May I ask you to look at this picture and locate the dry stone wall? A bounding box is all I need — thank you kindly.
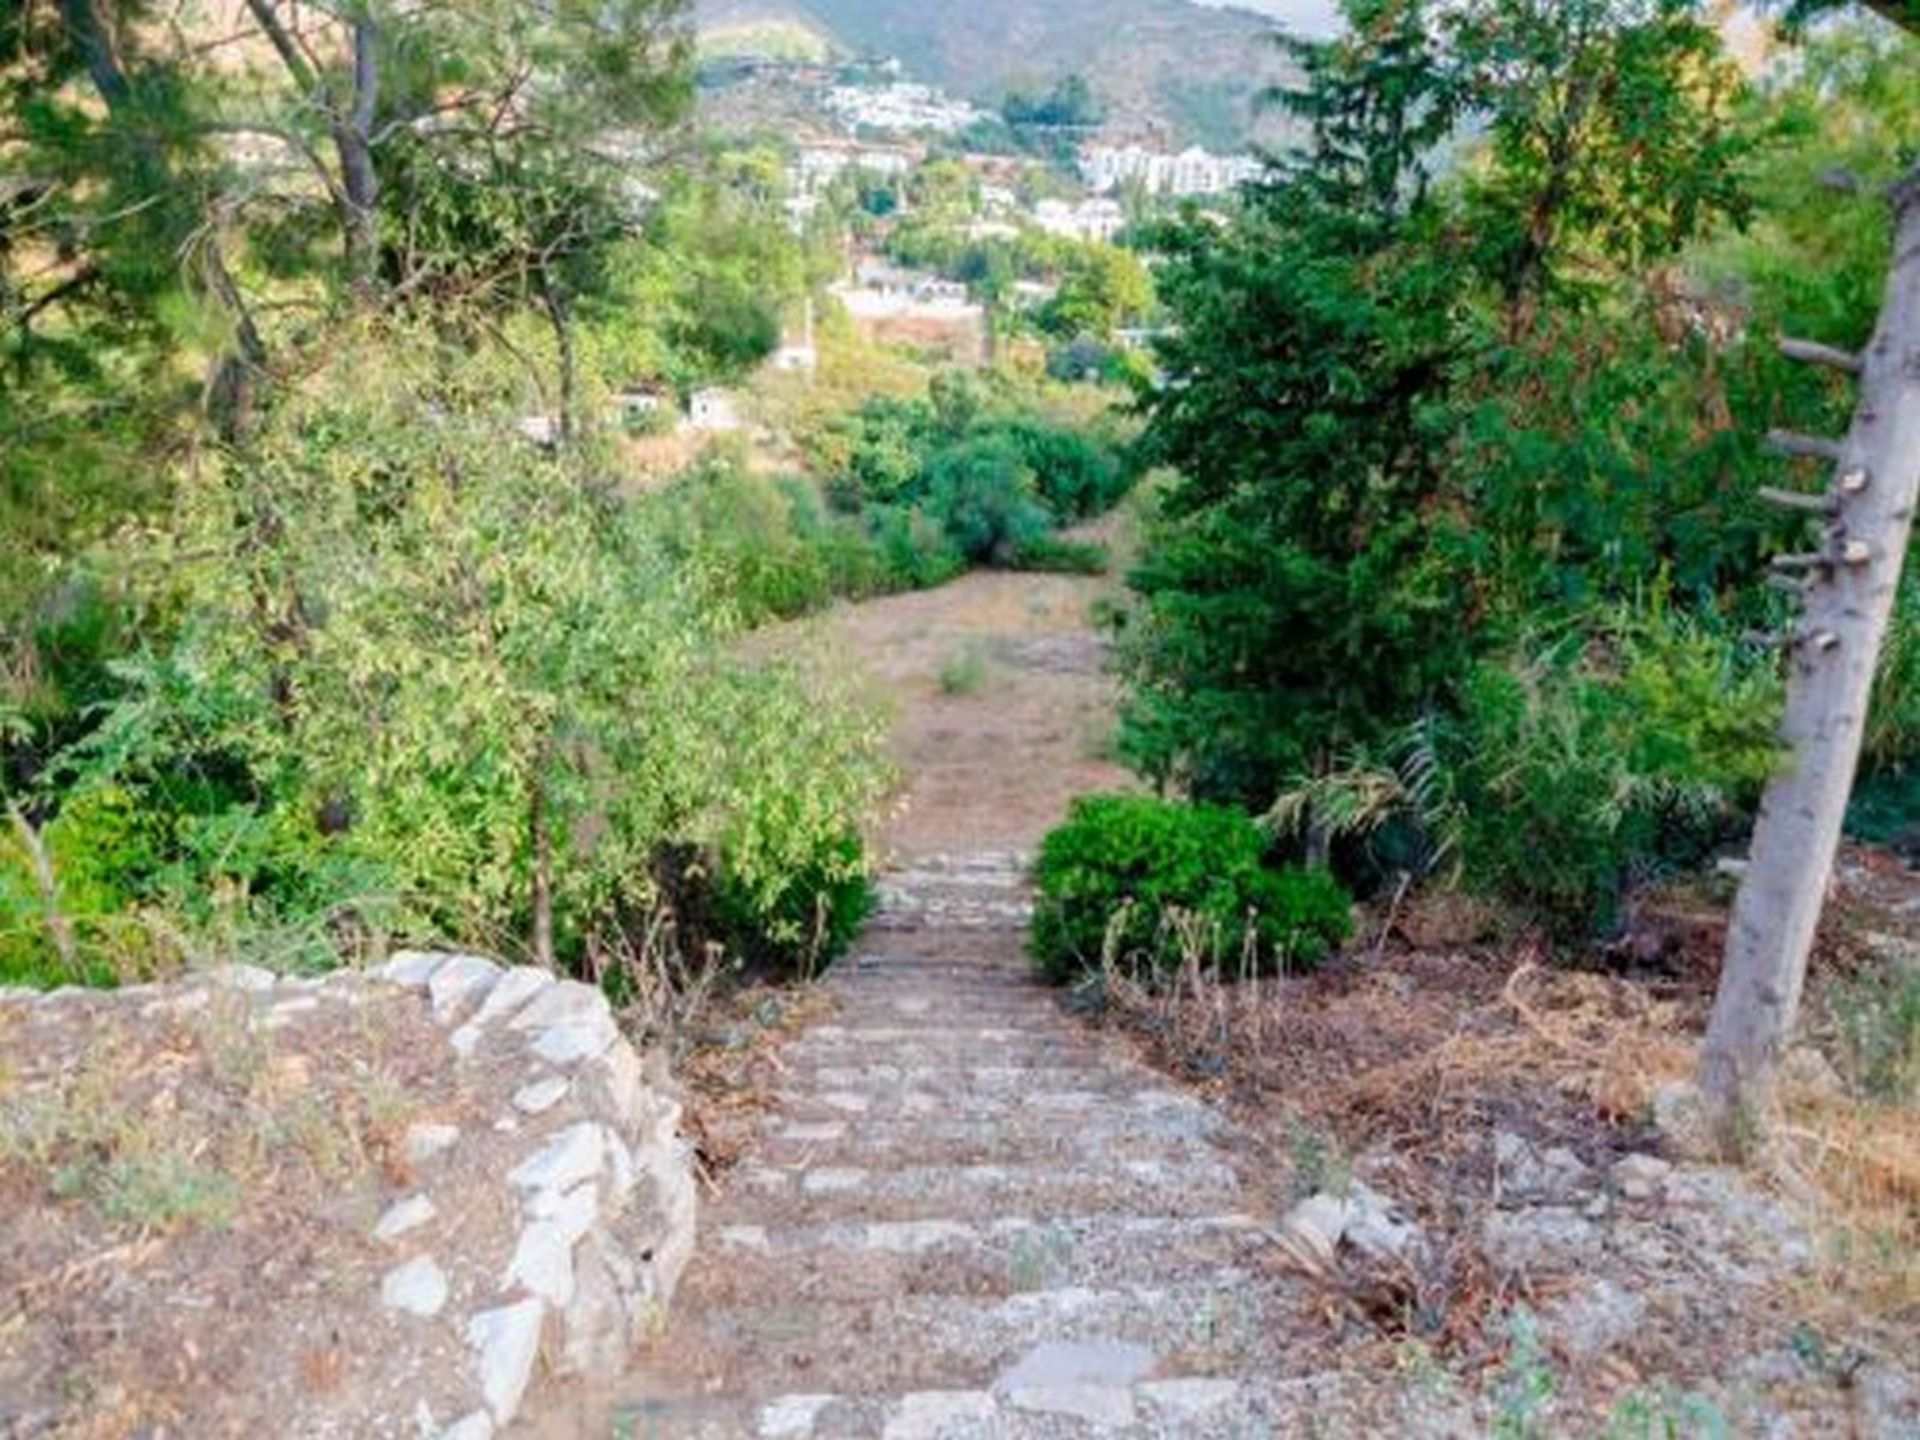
[370,951,698,1437]
[0,954,695,1440]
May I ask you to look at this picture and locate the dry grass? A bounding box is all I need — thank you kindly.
[1086,869,1920,1354]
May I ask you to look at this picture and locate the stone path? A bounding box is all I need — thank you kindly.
[609,854,1318,1439]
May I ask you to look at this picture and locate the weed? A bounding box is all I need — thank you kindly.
[1828,956,1920,1102]
[1604,1385,1730,1439]
[1284,1114,1353,1201]
[1492,1308,1557,1439]
[938,643,991,697]
[1007,1224,1074,1291]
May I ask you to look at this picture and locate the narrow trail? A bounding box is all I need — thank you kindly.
[540,568,1422,1437]
[609,857,1298,1436]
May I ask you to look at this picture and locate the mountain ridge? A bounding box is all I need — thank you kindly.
[694,0,1304,149]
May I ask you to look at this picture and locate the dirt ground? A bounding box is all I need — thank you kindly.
[799,558,1137,862]
[0,975,528,1439]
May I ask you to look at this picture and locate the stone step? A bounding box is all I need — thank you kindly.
[677,1212,1267,1307]
[771,1080,1200,1123]
[780,1040,1107,1071]
[719,1156,1245,1225]
[613,1369,1475,1440]
[644,1280,1278,1400]
[776,1062,1121,1094]
[614,1376,1256,1439]
[786,1024,1089,1051]
[828,966,1043,988]
[754,1115,1228,1170]
[884,852,1033,874]
[823,999,1071,1029]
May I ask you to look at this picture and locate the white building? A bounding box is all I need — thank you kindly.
[1080,144,1262,198]
[769,300,819,376]
[792,143,915,194]
[825,83,986,136]
[1033,198,1126,244]
[686,388,743,432]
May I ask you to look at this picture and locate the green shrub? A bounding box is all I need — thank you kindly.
[1010,535,1110,575]
[866,505,967,590]
[1451,604,1782,938]
[938,643,991,696]
[1031,794,1353,984]
[1003,418,1128,522]
[922,435,1054,565]
[1865,570,1920,776]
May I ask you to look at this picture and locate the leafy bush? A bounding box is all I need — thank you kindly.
[922,436,1053,565]
[1449,605,1782,937]
[4,342,892,986]
[1865,571,1920,776]
[1031,794,1353,984]
[1009,535,1110,575]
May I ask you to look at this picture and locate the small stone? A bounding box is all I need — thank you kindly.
[402,1122,461,1168]
[507,980,608,1033]
[266,995,321,1026]
[759,1394,835,1437]
[994,1339,1155,1427]
[1611,1153,1672,1202]
[207,963,277,992]
[800,1168,866,1196]
[513,1077,570,1116]
[1542,1277,1647,1362]
[579,1042,645,1129]
[380,1256,448,1317]
[438,1413,494,1440]
[468,1298,546,1424]
[504,1220,578,1306]
[1480,1207,1601,1277]
[882,1391,998,1440]
[509,1122,607,1194]
[1139,1379,1239,1421]
[1493,1131,1591,1203]
[473,966,555,1027]
[374,1194,437,1242]
[379,951,446,988]
[1781,1045,1847,1101]
[529,1013,619,1067]
[429,955,503,1024]
[450,1024,485,1059]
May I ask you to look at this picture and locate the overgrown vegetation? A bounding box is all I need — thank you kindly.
[1098,0,1920,943]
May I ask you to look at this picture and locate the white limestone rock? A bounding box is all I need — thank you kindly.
[467,1299,546,1424]
[402,1122,461,1168]
[472,966,555,1028]
[429,955,503,1025]
[373,1194,437,1243]
[379,951,446,988]
[509,1122,608,1195]
[513,1076,571,1116]
[380,1256,449,1318]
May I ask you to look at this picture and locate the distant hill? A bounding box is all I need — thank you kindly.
[694,0,1304,149]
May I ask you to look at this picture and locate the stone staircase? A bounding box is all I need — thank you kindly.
[610,856,1331,1438]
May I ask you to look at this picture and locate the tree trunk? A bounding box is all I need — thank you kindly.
[58,0,130,106]
[529,760,555,971]
[334,18,381,305]
[541,279,576,447]
[1698,165,1920,1147]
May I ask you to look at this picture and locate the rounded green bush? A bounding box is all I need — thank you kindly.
[1030,794,1353,985]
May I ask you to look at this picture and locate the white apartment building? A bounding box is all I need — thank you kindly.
[1081,144,1262,198]
[1033,198,1127,244]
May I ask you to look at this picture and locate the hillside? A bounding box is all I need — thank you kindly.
[694,0,1303,149]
